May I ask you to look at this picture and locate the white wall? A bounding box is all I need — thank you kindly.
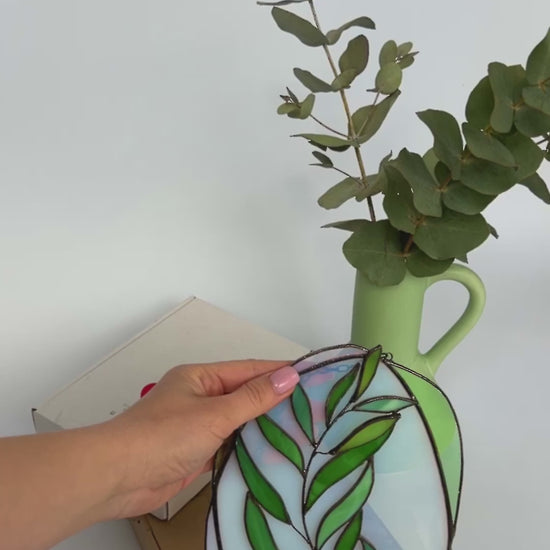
[1,0,548,548]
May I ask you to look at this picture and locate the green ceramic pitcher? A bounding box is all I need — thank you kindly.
[350,263,486,381]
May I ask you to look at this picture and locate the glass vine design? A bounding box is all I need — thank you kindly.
[205,345,463,550]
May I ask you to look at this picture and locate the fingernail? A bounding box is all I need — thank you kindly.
[270,366,299,395]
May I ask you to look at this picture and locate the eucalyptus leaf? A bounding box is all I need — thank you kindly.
[318,177,362,209]
[352,91,401,143]
[522,85,550,116]
[465,76,494,129]
[343,221,407,286]
[488,223,499,239]
[256,414,304,472]
[311,151,333,167]
[488,63,524,133]
[423,148,439,177]
[515,102,550,136]
[271,7,327,47]
[332,69,358,90]
[417,109,463,179]
[316,463,374,549]
[397,52,417,69]
[335,511,362,550]
[392,149,442,217]
[519,173,550,204]
[258,0,308,5]
[375,63,402,94]
[379,40,398,66]
[397,41,413,56]
[293,68,333,93]
[414,209,490,260]
[407,248,454,277]
[322,219,369,232]
[461,155,516,194]
[526,28,550,85]
[462,122,515,166]
[326,17,376,45]
[383,166,420,234]
[339,35,369,76]
[244,493,277,550]
[497,131,544,181]
[293,133,352,148]
[277,102,300,115]
[290,93,315,119]
[442,181,495,214]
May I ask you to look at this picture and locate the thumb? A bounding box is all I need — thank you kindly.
[217,366,300,434]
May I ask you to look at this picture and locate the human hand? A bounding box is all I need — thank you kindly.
[103,359,300,519]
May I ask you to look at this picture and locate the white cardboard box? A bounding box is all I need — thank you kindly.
[32,297,308,520]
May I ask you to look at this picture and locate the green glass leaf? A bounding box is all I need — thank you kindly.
[488,63,524,133]
[526,28,550,84]
[442,181,495,214]
[271,7,327,47]
[379,40,397,66]
[339,35,369,76]
[360,538,377,550]
[325,363,359,424]
[465,76,494,129]
[343,221,407,287]
[318,177,362,209]
[332,69,358,91]
[375,63,402,94]
[256,414,304,472]
[316,463,374,549]
[406,248,454,277]
[326,17,376,46]
[414,209,490,260]
[322,219,369,232]
[354,346,382,400]
[462,123,515,166]
[497,131,544,181]
[461,155,516,194]
[311,151,333,167]
[332,414,398,453]
[519,173,550,204]
[235,436,290,523]
[354,395,416,413]
[352,91,401,143]
[417,109,463,179]
[334,510,362,550]
[291,383,315,445]
[392,149,442,217]
[383,167,419,234]
[244,493,278,550]
[523,85,550,116]
[293,133,352,148]
[293,68,333,93]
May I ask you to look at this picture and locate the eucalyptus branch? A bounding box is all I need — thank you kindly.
[309,114,348,137]
[307,0,376,221]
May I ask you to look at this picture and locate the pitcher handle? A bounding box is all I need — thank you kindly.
[421,264,486,378]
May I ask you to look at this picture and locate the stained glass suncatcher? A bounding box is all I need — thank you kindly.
[206,344,463,550]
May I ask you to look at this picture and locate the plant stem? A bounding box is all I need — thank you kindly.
[308,114,348,137]
[307,0,376,222]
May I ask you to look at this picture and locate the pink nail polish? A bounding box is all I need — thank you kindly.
[270,366,299,395]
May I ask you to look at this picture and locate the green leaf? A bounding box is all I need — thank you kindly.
[244,493,278,550]
[519,173,550,204]
[271,7,327,47]
[334,511,362,550]
[291,383,315,445]
[515,102,550,136]
[332,415,399,453]
[311,151,333,167]
[332,69,358,91]
[461,155,516,194]
[343,221,407,286]
[488,223,499,239]
[383,166,420,234]
[417,109,464,179]
[379,40,397,66]
[291,93,315,119]
[326,17,376,46]
[354,346,382,400]
[352,91,401,143]
[293,133,352,148]
[318,177,362,209]
[322,219,369,232]
[339,35,369,76]
[423,148,439,177]
[406,247,454,277]
[360,538,377,550]
[256,414,304,472]
[497,132,544,181]
[325,363,359,424]
[305,434,389,510]
[355,170,387,199]
[293,68,333,93]
[277,102,300,116]
[442,181,494,214]
[235,437,290,523]
[258,0,308,5]
[375,63,402,94]
[526,28,550,84]
[462,123,515,166]
[392,149,442,217]
[523,85,550,116]
[414,209,490,260]
[488,63,524,133]
[354,395,416,413]
[316,463,374,548]
[465,76,494,129]
[397,41,413,56]
[397,52,417,69]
